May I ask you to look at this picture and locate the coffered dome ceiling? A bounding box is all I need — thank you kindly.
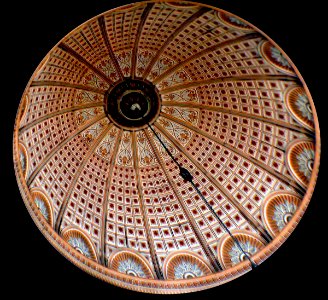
[13,0,320,294]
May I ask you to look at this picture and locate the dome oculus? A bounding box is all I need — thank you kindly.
[105,78,161,130]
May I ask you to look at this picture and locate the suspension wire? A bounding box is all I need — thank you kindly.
[148,124,257,269]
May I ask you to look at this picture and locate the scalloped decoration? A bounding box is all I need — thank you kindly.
[18,143,28,178]
[261,191,302,237]
[108,249,155,279]
[217,12,253,30]
[259,40,295,75]
[61,227,98,262]
[286,139,315,187]
[217,231,265,269]
[31,190,54,227]
[163,250,213,280]
[285,86,315,130]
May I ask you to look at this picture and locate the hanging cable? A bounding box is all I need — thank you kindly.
[148,124,257,269]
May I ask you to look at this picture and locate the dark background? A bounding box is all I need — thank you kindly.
[2,0,326,298]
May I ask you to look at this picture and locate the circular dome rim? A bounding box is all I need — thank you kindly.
[13,0,321,294]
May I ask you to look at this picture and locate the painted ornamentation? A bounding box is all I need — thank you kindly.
[18,143,28,178]
[229,241,258,266]
[296,94,313,122]
[259,40,294,74]
[68,236,92,258]
[261,192,301,237]
[20,148,27,174]
[117,258,147,278]
[218,12,252,30]
[163,251,213,280]
[297,148,315,181]
[218,231,265,269]
[108,249,155,279]
[31,191,54,227]
[273,201,297,231]
[173,260,204,279]
[14,0,319,294]
[286,139,315,187]
[270,46,291,68]
[35,197,50,222]
[61,228,98,262]
[285,86,315,130]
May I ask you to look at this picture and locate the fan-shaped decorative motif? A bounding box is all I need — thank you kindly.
[13,0,320,294]
[163,250,213,280]
[259,40,295,75]
[18,143,28,178]
[217,12,253,31]
[108,249,155,279]
[217,231,265,269]
[285,86,315,130]
[261,191,302,237]
[286,139,315,187]
[31,190,54,227]
[61,227,98,262]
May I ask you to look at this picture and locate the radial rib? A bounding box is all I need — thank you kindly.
[131,3,154,78]
[142,7,210,79]
[153,32,261,84]
[144,129,222,271]
[30,80,106,94]
[162,100,309,135]
[98,16,124,79]
[160,75,299,95]
[19,101,103,134]
[100,129,123,265]
[58,43,114,86]
[26,114,106,187]
[155,122,272,242]
[131,131,163,279]
[161,112,304,195]
[55,124,113,232]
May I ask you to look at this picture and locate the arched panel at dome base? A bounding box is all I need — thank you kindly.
[108,248,156,279]
[163,250,213,280]
[261,191,302,237]
[217,231,266,270]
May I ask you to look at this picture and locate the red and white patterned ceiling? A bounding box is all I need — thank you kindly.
[14,0,320,294]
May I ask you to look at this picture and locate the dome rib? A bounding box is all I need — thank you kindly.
[30,80,106,95]
[19,101,103,133]
[142,6,211,79]
[144,128,222,271]
[55,122,113,232]
[153,32,261,85]
[100,128,123,265]
[161,100,309,134]
[160,112,304,194]
[98,15,125,80]
[98,16,124,79]
[131,131,163,279]
[131,3,154,79]
[58,43,115,86]
[26,114,106,187]
[162,104,305,157]
[160,74,298,95]
[154,121,272,242]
